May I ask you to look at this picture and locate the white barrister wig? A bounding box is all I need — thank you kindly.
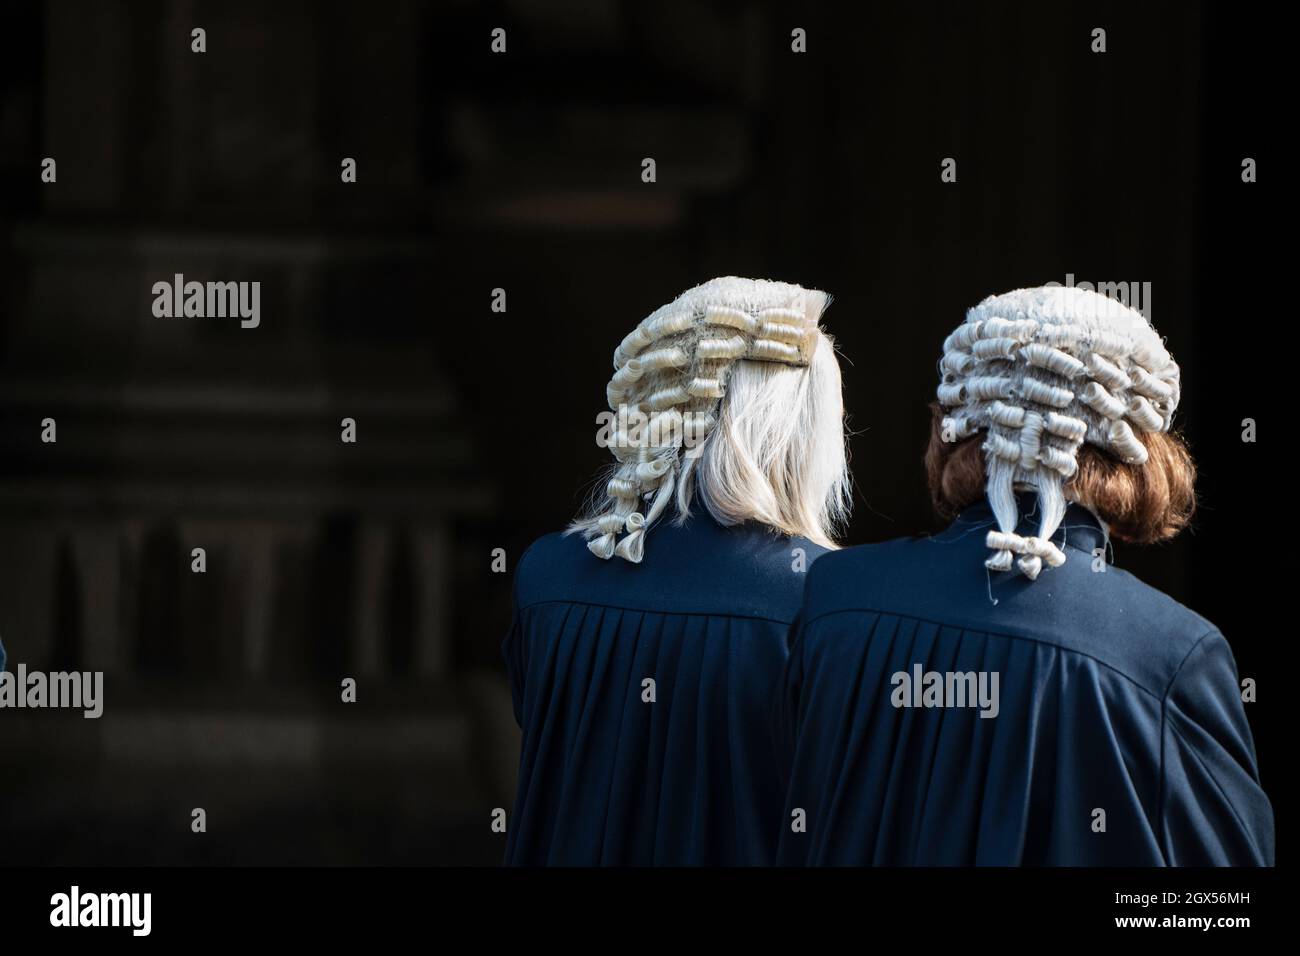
[573,276,848,563]
[938,285,1181,579]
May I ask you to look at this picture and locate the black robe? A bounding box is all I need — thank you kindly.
[776,496,1273,866]
[503,509,827,865]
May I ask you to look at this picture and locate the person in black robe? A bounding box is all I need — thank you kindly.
[776,285,1273,866]
[502,277,850,865]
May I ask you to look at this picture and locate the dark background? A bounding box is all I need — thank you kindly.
[0,1,1281,864]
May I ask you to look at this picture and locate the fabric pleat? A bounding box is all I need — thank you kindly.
[777,496,1273,866]
[504,510,826,865]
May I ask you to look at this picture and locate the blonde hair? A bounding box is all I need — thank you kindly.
[569,277,850,562]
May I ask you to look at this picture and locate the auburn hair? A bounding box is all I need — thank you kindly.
[924,403,1196,544]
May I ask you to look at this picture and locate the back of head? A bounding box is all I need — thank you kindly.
[571,276,850,562]
[930,285,1194,579]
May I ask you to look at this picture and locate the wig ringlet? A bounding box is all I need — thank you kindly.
[936,285,1185,579]
[569,276,851,563]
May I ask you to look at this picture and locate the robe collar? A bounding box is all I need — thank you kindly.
[937,490,1109,558]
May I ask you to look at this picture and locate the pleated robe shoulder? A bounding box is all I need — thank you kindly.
[776,496,1274,866]
[502,511,826,865]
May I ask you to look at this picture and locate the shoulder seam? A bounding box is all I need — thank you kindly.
[515,597,797,627]
[1161,627,1222,701]
[799,606,1194,700]
[1153,626,1222,862]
